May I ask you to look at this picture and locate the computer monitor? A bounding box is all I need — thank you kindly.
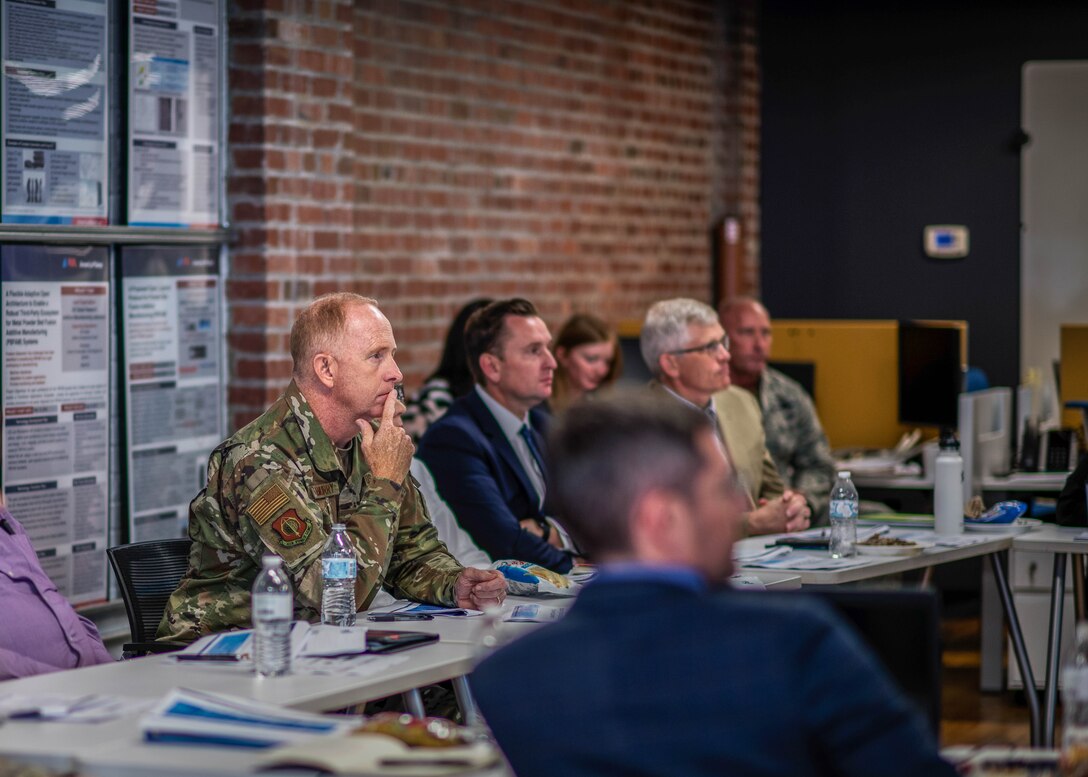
[768,360,816,401]
[807,588,942,735]
[616,335,653,386]
[898,322,965,430]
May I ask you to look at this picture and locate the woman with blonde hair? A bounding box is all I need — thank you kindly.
[550,313,622,413]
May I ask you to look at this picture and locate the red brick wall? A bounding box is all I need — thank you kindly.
[227,0,760,429]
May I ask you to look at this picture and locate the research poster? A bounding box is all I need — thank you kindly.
[1,0,110,225]
[1,246,110,605]
[120,246,222,541]
[128,0,221,228]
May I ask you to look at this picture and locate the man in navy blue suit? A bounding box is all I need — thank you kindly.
[470,392,956,777]
[418,299,575,573]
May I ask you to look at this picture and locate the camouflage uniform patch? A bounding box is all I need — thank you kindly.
[272,509,311,545]
[757,368,836,521]
[248,481,290,526]
[156,380,464,645]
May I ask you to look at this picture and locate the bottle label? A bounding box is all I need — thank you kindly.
[253,592,292,620]
[323,557,356,580]
[829,499,858,520]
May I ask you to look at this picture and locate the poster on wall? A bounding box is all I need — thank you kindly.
[1,246,110,605]
[127,0,221,228]
[120,246,222,541]
[1,0,110,225]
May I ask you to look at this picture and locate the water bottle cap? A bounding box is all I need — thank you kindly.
[331,523,347,531]
[837,470,851,479]
[261,554,283,568]
[939,429,960,450]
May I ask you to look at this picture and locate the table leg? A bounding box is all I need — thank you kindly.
[402,689,426,718]
[451,675,480,726]
[989,550,1042,746]
[919,566,934,589]
[980,555,1006,691]
[1074,555,1086,622]
[1044,553,1068,747]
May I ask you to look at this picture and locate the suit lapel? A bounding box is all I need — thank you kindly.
[465,392,542,515]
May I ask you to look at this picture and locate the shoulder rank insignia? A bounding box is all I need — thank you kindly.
[248,481,290,526]
[272,509,311,546]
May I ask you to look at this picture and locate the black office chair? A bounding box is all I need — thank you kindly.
[106,538,192,658]
[807,588,943,735]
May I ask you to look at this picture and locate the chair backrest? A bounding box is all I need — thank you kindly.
[107,538,192,643]
[807,587,942,735]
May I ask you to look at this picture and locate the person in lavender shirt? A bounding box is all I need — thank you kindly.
[0,503,112,680]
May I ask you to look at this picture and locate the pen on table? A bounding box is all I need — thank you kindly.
[175,653,242,662]
[366,613,434,622]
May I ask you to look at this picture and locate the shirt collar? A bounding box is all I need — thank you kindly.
[660,384,716,416]
[0,507,19,536]
[475,384,530,438]
[286,380,349,477]
[592,562,708,593]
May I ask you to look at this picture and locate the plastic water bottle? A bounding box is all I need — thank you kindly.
[829,470,858,558]
[1062,624,1088,772]
[933,430,964,536]
[252,555,293,677]
[321,523,356,626]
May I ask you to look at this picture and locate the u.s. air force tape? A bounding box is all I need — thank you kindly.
[248,481,290,526]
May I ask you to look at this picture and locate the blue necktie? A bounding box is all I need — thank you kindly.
[519,423,548,492]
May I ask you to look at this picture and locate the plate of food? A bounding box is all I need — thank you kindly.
[964,517,1042,534]
[257,713,499,776]
[855,535,931,556]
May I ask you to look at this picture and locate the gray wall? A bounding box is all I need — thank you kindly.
[760,0,1088,390]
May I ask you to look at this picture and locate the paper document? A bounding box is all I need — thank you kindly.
[394,603,482,617]
[504,604,565,623]
[176,622,309,662]
[140,688,359,748]
[296,653,410,678]
[728,574,767,590]
[296,625,369,657]
[733,546,791,564]
[177,622,365,662]
[0,693,153,723]
[743,554,873,571]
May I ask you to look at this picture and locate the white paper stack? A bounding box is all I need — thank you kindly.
[139,687,359,748]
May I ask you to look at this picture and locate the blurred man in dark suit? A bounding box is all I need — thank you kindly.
[471,392,955,777]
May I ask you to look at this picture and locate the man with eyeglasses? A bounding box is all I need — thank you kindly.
[640,298,810,535]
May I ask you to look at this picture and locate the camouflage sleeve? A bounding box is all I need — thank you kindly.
[785,391,836,516]
[158,448,266,642]
[234,463,333,619]
[382,474,463,606]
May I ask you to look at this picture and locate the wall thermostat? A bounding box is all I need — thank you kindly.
[923,225,969,259]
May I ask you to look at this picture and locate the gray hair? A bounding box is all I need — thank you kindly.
[639,298,720,377]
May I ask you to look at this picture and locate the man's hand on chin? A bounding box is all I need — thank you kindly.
[454,567,507,610]
[358,392,414,485]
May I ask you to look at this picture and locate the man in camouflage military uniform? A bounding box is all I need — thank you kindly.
[158,293,506,643]
[720,297,836,523]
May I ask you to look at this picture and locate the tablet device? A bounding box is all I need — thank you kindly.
[366,629,440,654]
